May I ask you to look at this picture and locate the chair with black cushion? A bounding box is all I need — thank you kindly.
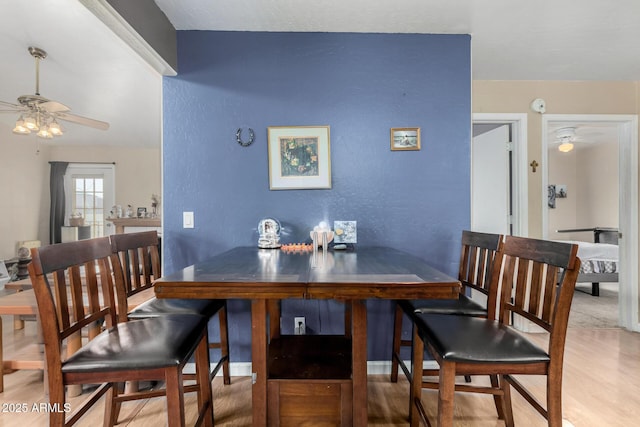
[27,237,214,427]
[110,231,230,385]
[409,236,580,427]
[391,230,503,383]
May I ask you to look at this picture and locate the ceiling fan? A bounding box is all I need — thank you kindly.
[553,126,591,152]
[0,46,109,139]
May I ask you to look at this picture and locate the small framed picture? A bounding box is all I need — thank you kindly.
[391,127,421,151]
[268,126,331,190]
[556,184,567,198]
[137,207,147,218]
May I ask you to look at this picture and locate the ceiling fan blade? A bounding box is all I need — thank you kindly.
[55,112,110,130]
[0,108,28,113]
[40,101,70,113]
[0,100,24,110]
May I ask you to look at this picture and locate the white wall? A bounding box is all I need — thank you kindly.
[0,141,50,259]
[0,141,160,260]
[578,142,619,228]
[473,80,638,237]
[547,147,578,240]
[547,140,618,241]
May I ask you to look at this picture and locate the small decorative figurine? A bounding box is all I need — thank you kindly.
[310,221,334,247]
[258,218,282,249]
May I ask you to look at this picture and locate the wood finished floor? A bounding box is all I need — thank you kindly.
[1,315,640,426]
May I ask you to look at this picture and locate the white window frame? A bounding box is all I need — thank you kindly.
[63,163,115,238]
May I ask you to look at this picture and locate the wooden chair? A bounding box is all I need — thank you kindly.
[27,237,214,427]
[110,231,230,384]
[391,230,503,383]
[409,236,580,427]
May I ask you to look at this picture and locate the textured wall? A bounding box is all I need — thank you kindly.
[163,31,471,361]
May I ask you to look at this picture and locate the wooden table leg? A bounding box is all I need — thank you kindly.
[344,301,352,339]
[251,299,268,427]
[267,299,280,340]
[352,299,368,426]
[13,316,25,330]
[13,289,26,331]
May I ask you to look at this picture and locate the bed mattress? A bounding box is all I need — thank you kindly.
[580,259,617,274]
[555,240,619,276]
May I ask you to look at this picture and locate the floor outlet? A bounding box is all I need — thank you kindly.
[294,317,306,335]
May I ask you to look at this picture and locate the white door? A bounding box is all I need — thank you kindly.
[471,125,511,235]
[63,163,116,237]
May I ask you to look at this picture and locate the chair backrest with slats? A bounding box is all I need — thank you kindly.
[495,236,580,358]
[458,230,504,308]
[109,231,161,321]
[27,237,118,372]
[110,231,160,294]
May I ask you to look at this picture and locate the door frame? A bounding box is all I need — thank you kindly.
[472,113,528,236]
[63,163,116,237]
[541,114,639,331]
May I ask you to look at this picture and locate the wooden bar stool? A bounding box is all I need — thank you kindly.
[391,230,503,384]
[110,231,230,384]
[409,236,580,427]
[28,237,214,426]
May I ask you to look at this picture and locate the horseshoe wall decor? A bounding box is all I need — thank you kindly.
[236,128,255,147]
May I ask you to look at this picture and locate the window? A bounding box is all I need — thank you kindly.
[64,164,115,238]
[72,175,105,237]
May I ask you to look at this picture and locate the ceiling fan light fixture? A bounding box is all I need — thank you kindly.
[49,120,63,136]
[12,116,31,135]
[37,125,53,139]
[3,46,109,142]
[555,127,577,152]
[23,115,39,131]
[558,142,574,152]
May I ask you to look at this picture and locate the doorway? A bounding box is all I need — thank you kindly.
[542,114,639,331]
[472,123,511,234]
[472,113,528,237]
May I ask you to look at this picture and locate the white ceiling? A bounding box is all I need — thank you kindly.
[2,0,639,148]
[0,1,161,148]
[156,0,640,80]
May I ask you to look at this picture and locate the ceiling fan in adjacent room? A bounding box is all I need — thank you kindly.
[0,46,109,139]
[554,126,581,152]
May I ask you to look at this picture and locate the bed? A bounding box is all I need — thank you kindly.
[556,227,619,296]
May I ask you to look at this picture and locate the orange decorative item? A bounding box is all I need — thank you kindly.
[281,243,313,253]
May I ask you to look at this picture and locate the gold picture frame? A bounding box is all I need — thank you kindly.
[390,127,421,151]
[268,126,331,190]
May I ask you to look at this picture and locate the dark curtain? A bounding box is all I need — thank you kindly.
[49,161,69,244]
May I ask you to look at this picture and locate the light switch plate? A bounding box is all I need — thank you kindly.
[183,211,194,228]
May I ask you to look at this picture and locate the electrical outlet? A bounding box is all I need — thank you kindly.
[294,316,305,335]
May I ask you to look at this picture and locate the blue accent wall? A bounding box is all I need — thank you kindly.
[163,31,471,362]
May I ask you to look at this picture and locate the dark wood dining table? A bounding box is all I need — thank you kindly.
[154,246,460,426]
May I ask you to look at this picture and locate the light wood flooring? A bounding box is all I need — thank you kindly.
[1,315,640,426]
